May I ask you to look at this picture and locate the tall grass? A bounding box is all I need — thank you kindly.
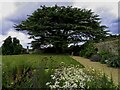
[2,54,83,89]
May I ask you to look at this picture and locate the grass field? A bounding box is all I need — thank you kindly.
[2,54,83,69]
[2,54,84,88]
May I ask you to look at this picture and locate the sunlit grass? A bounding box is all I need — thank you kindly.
[2,54,84,68]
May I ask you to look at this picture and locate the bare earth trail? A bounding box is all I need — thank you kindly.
[71,56,120,85]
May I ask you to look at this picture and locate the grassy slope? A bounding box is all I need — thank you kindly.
[2,54,84,68]
[2,54,84,88]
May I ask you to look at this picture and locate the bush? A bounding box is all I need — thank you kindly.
[107,55,120,68]
[98,51,120,68]
[98,51,113,64]
[2,57,55,88]
[80,42,98,58]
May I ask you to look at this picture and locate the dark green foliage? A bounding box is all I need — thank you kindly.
[2,36,13,55]
[118,40,120,55]
[80,41,98,58]
[2,36,23,55]
[107,55,120,68]
[42,47,56,53]
[14,5,108,53]
[67,45,81,56]
[98,51,112,64]
[97,51,120,68]
[12,37,23,54]
[2,57,55,88]
[85,73,116,89]
[0,47,2,55]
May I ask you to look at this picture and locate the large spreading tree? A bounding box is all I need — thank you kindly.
[14,5,109,53]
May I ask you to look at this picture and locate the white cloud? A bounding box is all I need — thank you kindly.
[0,29,33,48]
[73,2,118,34]
[73,2,118,18]
[0,2,17,20]
[0,35,7,47]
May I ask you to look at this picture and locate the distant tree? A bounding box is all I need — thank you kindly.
[12,37,23,54]
[2,36,23,55]
[15,5,109,53]
[2,36,13,55]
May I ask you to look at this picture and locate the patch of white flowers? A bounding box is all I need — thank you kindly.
[46,62,114,89]
[46,63,96,89]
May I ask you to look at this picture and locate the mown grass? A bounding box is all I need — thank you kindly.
[2,54,84,89]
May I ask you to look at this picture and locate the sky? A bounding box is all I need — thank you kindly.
[0,0,119,48]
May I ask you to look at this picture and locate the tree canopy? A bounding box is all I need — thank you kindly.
[14,5,109,53]
[2,36,23,55]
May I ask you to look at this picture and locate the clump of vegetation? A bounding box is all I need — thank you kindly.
[80,41,98,58]
[2,57,56,89]
[80,42,120,68]
[2,54,83,89]
[107,55,120,68]
[2,36,23,55]
[98,51,113,64]
[95,51,120,68]
[46,64,117,89]
[97,51,120,67]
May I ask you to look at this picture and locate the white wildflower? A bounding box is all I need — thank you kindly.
[46,82,51,85]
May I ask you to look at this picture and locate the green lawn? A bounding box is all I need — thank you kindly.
[2,54,84,88]
[2,54,83,68]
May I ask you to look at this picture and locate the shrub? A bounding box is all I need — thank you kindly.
[2,60,33,88]
[80,42,98,58]
[2,57,56,89]
[98,51,113,64]
[107,55,120,68]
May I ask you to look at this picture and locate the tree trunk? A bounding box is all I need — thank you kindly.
[54,42,68,54]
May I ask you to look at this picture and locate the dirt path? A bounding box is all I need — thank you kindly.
[71,56,120,85]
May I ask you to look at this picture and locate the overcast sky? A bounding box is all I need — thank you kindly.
[0,1,119,48]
